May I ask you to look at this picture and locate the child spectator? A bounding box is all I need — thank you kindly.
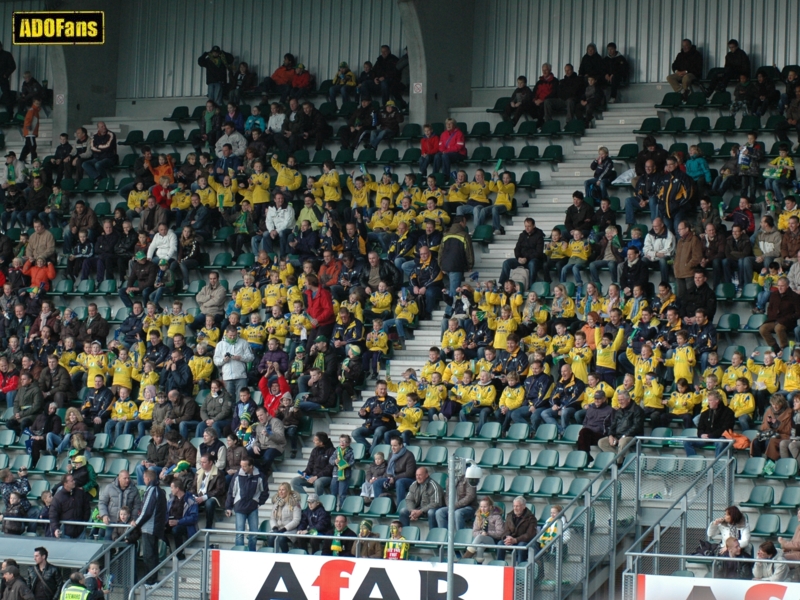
[731,73,757,117]
[364,319,390,379]
[685,145,711,192]
[763,143,796,203]
[561,228,591,293]
[418,124,440,177]
[276,394,302,459]
[126,180,149,220]
[67,229,92,281]
[583,146,614,203]
[737,131,763,201]
[368,100,404,151]
[730,377,756,431]
[0,491,25,535]
[244,105,266,139]
[711,144,740,196]
[328,62,357,109]
[360,451,387,502]
[579,75,605,126]
[328,434,355,511]
[152,175,172,210]
[422,371,448,422]
[661,378,698,428]
[751,71,780,117]
[336,345,364,412]
[723,196,756,236]
[542,227,568,284]
[43,183,67,228]
[754,261,783,314]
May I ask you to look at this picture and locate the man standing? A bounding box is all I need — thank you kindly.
[197,46,233,106]
[0,42,16,115]
[576,391,615,463]
[499,218,544,286]
[50,474,91,540]
[225,457,269,552]
[166,479,198,558]
[0,566,33,600]
[411,245,444,321]
[57,574,88,600]
[760,277,800,353]
[674,220,703,296]
[133,469,167,587]
[26,547,61,600]
[598,391,644,459]
[213,326,254,398]
[399,467,444,526]
[98,470,142,541]
[81,220,119,284]
[656,157,693,234]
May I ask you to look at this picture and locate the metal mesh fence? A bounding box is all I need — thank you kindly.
[99,542,137,600]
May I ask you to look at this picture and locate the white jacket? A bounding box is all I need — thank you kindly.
[147,229,178,261]
[213,336,254,381]
[265,205,296,233]
[707,517,751,550]
[643,229,676,261]
[0,159,26,186]
[266,114,285,134]
[753,548,790,581]
[215,131,247,157]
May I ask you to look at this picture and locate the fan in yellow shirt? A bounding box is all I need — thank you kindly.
[441,319,466,360]
[443,348,472,386]
[422,372,449,420]
[664,378,699,428]
[494,371,525,434]
[387,393,424,445]
[188,343,214,394]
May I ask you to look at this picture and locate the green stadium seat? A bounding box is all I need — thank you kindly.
[486,97,510,113]
[530,424,557,443]
[737,457,766,478]
[494,146,516,162]
[395,123,422,141]
[417,421,447,440]
[586,452,616,472]
[335,496,364,516]
[476,422,502,442]
[476,474,505,495]
[655,92,682,109]
[735,283,761,304]
[763,115,786,133]
[714,283,735,302]
[398,148,422,165]
[505,475,534,496]
[560,477,592,499]
[532,476,563,498]
[99,458,129,479]
[710,116,735,134]
[539,145,563,162]
[504,449,531,470]
[517,171,541,190]
[491,121,515,139]
[454,447,475,461]
[633,118,661,135]
[513,121,539,138]
[641,427,672,448]
[741,485,774,508]
[29,455,56,475]
[750,514,780,538]
[376,149,399,165]
[27,480,50,500]
[108,434,134,453]
[612,143,639,161]
[530,449,559,470]
[517,146,539,163]
[662,117,686,134]
[477,448,504,469]
[719,345,746,366]
[715,313,740,333]
[559,424,582,445]
[443,422,474,441]
[775,487,800,510]
[471,225,494,243]
[563,119,585,136]
[735,115,761,133]
[500,423,530,443]
[707,91,731,108]
[318,495,336,513]
[467,122,491,139]
[164,106,190,122]
[463,147,492,164]
[118,130,144,146]
[130,435,151,455]
[365,496,392,518]
[534,121,561,137]
[561,450,589,471]
[684,92,708,110]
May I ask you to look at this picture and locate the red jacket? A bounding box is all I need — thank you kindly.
[152,184,171,210]
[304,287,335,328]
[258,374,290,417]
[421,135,439,155]
[533,74,557,101]
[438,129,466,157]
[22,261,56,291]
[292,72,311,89]
[271,65,296,86]
[0,370,19,394]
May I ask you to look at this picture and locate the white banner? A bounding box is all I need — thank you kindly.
[210,549,515,600]
[637,574,800,600]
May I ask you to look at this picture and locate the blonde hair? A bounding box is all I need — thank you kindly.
[65,407,83,423]
[445,117,456,126]
[273,482,301,507]
[689,144,701,156]
[598,146,609,155]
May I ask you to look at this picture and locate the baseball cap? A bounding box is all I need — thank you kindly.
[385,100,396,107]
[4,151,15,157]
[307,493,320,503]
[0,566,19,576]
[135,251,146,260]
[593,390,606,399]
[211,45,221,52]
[159,259,169,266]
[315,335,328,344]
[295,345,306,353]
[339,62,349,69]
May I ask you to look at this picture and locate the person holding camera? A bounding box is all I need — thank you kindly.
[750,393,792,460]
[213,325,254,399]
[248,406,285,473]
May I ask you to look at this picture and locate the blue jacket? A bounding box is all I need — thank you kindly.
[167,492,199,537]
[551,375,586,410]
[213,154,242,183]
[360,395,399,430]
[226,467,269,514]
[685,156,711,183]
[524,372,554,409]
[137,481,167,537]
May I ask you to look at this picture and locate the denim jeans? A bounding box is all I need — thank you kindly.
[290,476,331,496]
[46,431,71,454]
[135,463,163,485]
[382,318,409,340]
[684,439,726,457]
[584,178,608,203]
[371,477,413,501]
[352,426,390,456]
[722,257,748,285]
[642,257,670,283]
[179,421,202,439]
[433,506,475,531]
[541,406,577,435]
[560,260,586,285]
[500,258,540,286]
[589,260,618,284]
[369,130,395,150]
[456,204,487,227]
[434,152,462,176]
[459,406,492,432]
[624,195,658,225]
[419,154,438,176]
[359,80,391,104]
[83,158,114,180]
[255,230,292,258]
[104,420,129,443]
[329,474,352,507]
[207,83,223,106]
[328,84,355,106]
[491,206,508,231]
[234,509,259,551]
[446,271,463,300]
[764,178,788,202]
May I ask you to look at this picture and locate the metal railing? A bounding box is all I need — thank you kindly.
[621,438,737,599]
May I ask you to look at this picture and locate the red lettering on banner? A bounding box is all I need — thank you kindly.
[312,560,356,600]
[744,583,787,600]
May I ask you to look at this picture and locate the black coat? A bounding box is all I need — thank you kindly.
[619,259,649,292]
[697,405,736,439]
[672,46,703,78]
[513,228,545,261]
[724,48,751,78]
[26,563,62,600]
[197,50,234,85]
[50,487,92,538]
[302,443,335,478]
[680,283,717,321]
[579,52,604,80]
[556,73,585,101]
[564,202,594,235]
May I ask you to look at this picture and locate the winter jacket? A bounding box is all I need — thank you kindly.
[656,170,694,218]
[501,508,538,544]
[136,480,167,537]
[723,48,751,79]
[302,443,335,478]
[2,577,34,600]
[452,476,479,510]
[609,401,645,437]
[50,486,92,538]
[513,227,545,260]
[578,51,604,80]
[212,336,254,381]
[754,229,783,261]
[200,389,233,423]
[564,201,594,235]
[26,563,62,600]
[298,504,332,535]
[752,549,790,581]
[439,222,474,273]
[167,492,199,537]
[13,382,44,420]
[126,260,158,290]
[681,284,717,321]
[697,405,736,439]
[532,74,558,101]
[270,495,301,531]
[438,128,467,157]
[581,402,614,435]
[404,477,444,512]
[472,506,505,539]
[99,478,143,521]
[385,448,417,481]
[643,228,676,261]
[360,395,399,430]
[708,516,751,550]
[725,235,753,261]
[195,465,226,503]
[604,54,628,79]
[252,417,286,453]
[167,439,197,469]
[766,289,800,328]
[672,45,703,78]
[226,466,269,514]
[197,50,233,85]
[556,73,584,101]
[635,141,669,176]
[145,438,170,467]
[674,231,704,278]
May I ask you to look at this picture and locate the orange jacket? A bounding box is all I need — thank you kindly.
[23,105,40,137]
[149,155,176,184]
[22,260,56,291]
[271,65,296,86]
[318,259,343,289]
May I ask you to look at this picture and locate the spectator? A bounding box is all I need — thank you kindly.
[544,64,584,123]
[583,146,614,203]
[576,388,615,459]
[502,76,533,126]
[322,515,358,557]
[667,39,703,99]
[708,39,751,95]
[27,402,60,466]
[0,566,33,600]
[497,496,537,563]
[500,218,544,286]
[225,455,268,552]
[723,223,753,288]
[685,391,736,457]
[304,274,336,339]
[296,493,333,555]
[0,468,31,517]
[134,469,167,585]
[299,101,332,152]
[6,371,43,436]
[98,470,142,541]
[370,437,416,502]
[439,216,474,300]
[399,467,444,527]
[82,122,117,183]
[635,137,669,181]
[564,191,594,237]
[213,326,254,398]
[715,538,753,580]
[674,221,704,296]
[258,53,296,99]
[753,540,790,582]
[749,215,783,279]
[779,508,800,561]
[360,45,399,104]
[249,405,285,471]
[355,519,384,559]
[26,219,56,264]
[411,245,444,321]
[134,424,168,484]
[776,84,800,144]
[329,62,357,108]
[603,43,628,103]
[760,277,800,353]
[656,156,694,234]
[598,390,644,458]
[291,432,334,496]
[266,483,301,553]
[578,43,604,81]
[433,118,466,176]
[194,453,225,529]
[160,430,197,483]
[50,474,91,539]
[26,547,61,600]
[541,363,586,436]
[196,46,233,106]
[641,218,675,284]
[215,123,247,158]
[165,479,198,557]
[462,497,505,563]
[432,471,478,531]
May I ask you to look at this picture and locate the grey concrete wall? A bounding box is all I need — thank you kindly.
[60,0,122,130]
[399,0,475,124]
